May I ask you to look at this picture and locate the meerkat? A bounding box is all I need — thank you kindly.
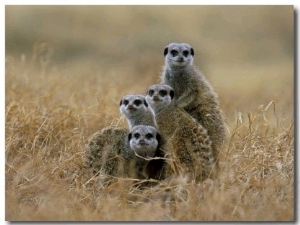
[146,84,216,182]
[161,43,226,163]
[120,94,155,129]
[124,125,166,180]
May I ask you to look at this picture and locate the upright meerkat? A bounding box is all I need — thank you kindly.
[120,94,155,129]
[161,43,226,161]
[146,84,216,182]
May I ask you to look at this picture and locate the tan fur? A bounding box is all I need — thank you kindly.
[83,126,130,180]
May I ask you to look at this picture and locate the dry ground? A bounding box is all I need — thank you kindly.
[5,6,294,221]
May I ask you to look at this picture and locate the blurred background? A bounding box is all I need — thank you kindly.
[5,5,294,130]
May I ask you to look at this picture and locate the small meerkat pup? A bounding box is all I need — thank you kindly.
[146,84,216,182]
[120,94,155,129]
[161,43,226,162]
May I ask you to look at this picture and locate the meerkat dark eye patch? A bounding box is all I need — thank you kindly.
[133,99,142,106]
[170,50,178,57]
[183,50,189,57]
[148,90,155,96]
[159,90,167,97]
[123,100,129,106]
[146,133,154,139]
[134,133,140,139]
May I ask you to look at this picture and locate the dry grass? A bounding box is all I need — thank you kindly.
[5,6,294,221]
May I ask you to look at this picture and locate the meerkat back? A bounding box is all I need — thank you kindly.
[84,126,129,178]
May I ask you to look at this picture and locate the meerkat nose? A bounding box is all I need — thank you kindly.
[153,96,159,101]
[128,105,134,110]
[139,140,146,146]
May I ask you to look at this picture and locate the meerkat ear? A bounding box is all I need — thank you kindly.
[156,133,161,143]
[119,99,123,106]
[128,132,132,141]
[170,90,175,99]
[164,47,168,56]
[144,99,148,107]
[190,48,194,56]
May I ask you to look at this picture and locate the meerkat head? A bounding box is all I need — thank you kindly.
[145,84,174,114]
[164,43,194,69]
[120,94,149,118]
[128,125,160,158]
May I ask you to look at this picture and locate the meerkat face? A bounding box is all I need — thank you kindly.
[120,94,149,117]
[145,84,174,113]
[164,43,194,69]
[128,125,160,158]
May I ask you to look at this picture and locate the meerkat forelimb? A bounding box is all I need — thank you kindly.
[146,84,217,182]
[120,94,155,129]
[161,43,227,162]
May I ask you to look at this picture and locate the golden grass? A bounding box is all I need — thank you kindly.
[5,55,294,221]
[5,6,294,221]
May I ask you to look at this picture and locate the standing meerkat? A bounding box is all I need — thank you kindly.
[120,94,155,129]
[161,43,226,162]
[146,84,216,182]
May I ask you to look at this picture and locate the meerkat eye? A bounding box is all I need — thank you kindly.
[159,90,167,97]
[170,50,178,57]
[148,90,155,96]
[133,99,142,106]
[134,133,140,139]
[183,50,189,57]
[145,133,153,139]
[123,100,129,106]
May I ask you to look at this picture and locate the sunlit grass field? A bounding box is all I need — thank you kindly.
[5,6,294,221]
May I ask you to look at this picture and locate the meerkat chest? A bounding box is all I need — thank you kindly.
[165,71,190,97]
